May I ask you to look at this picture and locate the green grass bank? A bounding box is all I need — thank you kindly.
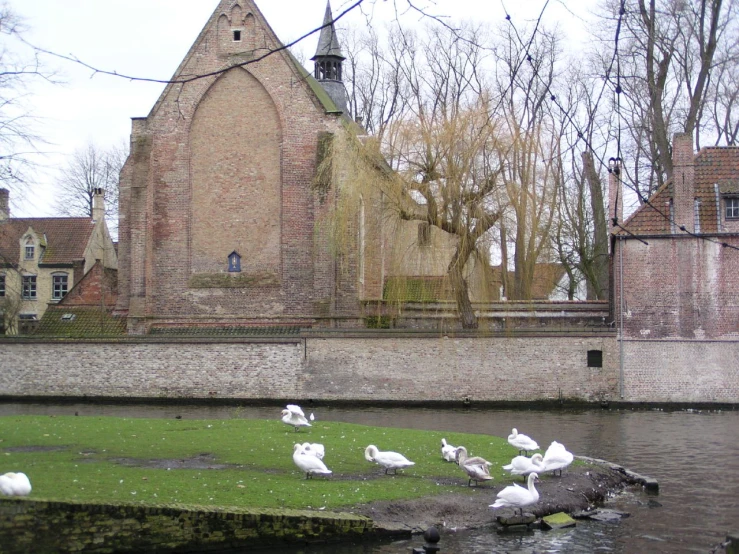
[0,414,523,551]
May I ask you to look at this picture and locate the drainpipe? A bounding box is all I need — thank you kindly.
[715,184,722,232]
[619,236,624,399]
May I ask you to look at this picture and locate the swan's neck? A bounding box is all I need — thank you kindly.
[528,477,538,497]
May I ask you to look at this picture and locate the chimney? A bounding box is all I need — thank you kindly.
[608,158,623,236]
[672,133,695,233]
[92,188,105,223]
[0,188,9,221]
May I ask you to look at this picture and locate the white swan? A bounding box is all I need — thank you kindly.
[542,441,574,476]
[0,472,32,496]
[490,472,540,515]
[503,453,545,481]
[301,442,325,460]
[292,444,332,479]
[364,445,415,474]
[455,446,493,487]
[441,438,459,462]
[507,428,539,456]
[281,404,312,432]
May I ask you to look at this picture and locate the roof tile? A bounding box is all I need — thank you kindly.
[0,218,94,266]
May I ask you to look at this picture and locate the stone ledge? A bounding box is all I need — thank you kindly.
[0,498,376,553]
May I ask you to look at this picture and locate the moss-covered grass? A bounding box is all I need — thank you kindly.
[0,415,519,511]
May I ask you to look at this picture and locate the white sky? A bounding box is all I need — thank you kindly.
[10,0,596,217]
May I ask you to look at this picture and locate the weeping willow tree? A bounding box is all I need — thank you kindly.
[315,98,504,330]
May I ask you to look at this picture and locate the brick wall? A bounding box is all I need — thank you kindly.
[116,0,349,332]
[614,236,739,340]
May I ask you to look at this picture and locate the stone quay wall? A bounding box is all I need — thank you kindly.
[0,498,373,553]
[0,334,736,404]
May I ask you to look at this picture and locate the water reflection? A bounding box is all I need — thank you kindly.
[1,402,737,553]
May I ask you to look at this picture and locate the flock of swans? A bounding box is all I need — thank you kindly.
[0,405,573,520]
[284,404,574,516]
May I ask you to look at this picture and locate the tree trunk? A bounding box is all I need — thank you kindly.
[499,224,509,300]
[583,152,609,301]
[449,266,478,329]
[448,243,478,329]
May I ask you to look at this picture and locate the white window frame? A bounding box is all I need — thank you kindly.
[52,273,69,300]
[22,275,37,300]
[726,197,739,220]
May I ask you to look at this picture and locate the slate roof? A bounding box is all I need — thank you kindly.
[0,217,95,266]
[620,146,739,235]
[312,1,344,60]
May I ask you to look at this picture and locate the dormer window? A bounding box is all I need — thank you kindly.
[25,241,34,260]
[726,197,739,220]
[228,251,241,272]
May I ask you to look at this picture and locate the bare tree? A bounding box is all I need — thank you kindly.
[54,142,126,235]
[0,6,54,191]
[493,27,562,301]
[598,0,738,198]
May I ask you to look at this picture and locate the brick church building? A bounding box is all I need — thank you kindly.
[116,1,383,334]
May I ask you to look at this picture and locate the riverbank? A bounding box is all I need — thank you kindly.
[352,460,637,534]
[0,461,641,552]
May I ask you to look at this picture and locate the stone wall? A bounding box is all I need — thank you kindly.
[304,335,618,403]
[0,498,373,553]
[622,339,739,403]
[0,335,736,404]
[0,341,305,400]
[0,335,616,403]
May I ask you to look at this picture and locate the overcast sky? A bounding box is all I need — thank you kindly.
[10,0,595,217]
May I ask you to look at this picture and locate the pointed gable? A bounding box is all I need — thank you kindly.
[117,1,353,333]
[146,0,338,122]
[56,260,118,307]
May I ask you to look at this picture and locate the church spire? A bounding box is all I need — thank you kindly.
[311,1,348,113]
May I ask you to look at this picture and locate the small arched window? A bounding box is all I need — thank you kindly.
[24,238,35,260]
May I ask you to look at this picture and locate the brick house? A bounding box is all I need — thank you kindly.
[115,0,392,334]
[610,134,739,400]
[0,188,118,334]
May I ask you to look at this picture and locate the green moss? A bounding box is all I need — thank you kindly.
[364,315,393,329]
[542,512,577,529]
[383,277,453,302]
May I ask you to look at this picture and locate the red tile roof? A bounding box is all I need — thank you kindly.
[620,146,739,235]
[0,217,94,266]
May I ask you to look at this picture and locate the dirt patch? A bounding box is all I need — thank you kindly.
[350,462,636,534]
[109,453,239,470]
[2,445,69,453]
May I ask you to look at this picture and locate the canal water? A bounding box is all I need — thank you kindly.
[1,402,737,553]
